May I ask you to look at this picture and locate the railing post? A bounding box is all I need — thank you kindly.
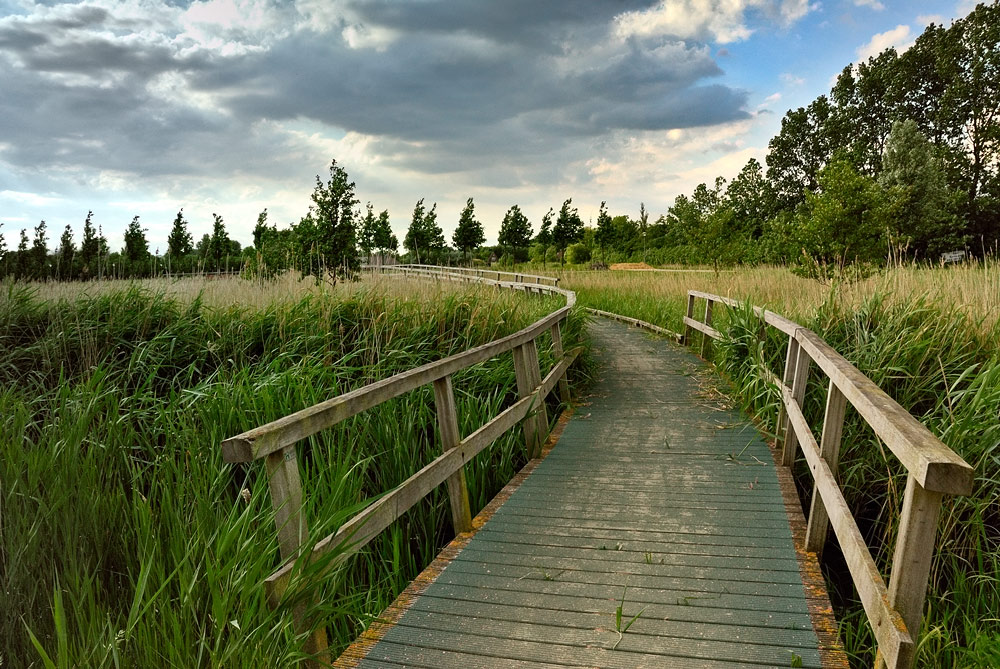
[513,339,547,459]
[681,293,696,346]
[265,446,329,662]
[781,340,812,467]
[878,475,944,669]
[433,375,473,534]
[549,320,571,404]
[700,299,714,358]
[776,335,797,454]
[805,381,847,556]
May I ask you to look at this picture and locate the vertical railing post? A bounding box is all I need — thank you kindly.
[513,338,547,459]
[776,334,798,452]
[549,320,571,404]
[265,446,329,662]
[879,475,944,669]
[433,375,473,533]
[681,293,696,346]
[700,299,714,358]
[781,340,812,467]
[805,381,848,556]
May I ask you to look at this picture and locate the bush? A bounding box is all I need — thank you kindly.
[565,243,591,265]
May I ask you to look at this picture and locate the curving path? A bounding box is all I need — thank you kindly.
[336,317,846,668]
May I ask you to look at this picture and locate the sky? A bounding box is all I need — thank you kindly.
[0,0,982,253]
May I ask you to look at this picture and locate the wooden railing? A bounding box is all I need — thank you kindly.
[221,272,578,661]
[682,290,974,669]
[383,263,560,287]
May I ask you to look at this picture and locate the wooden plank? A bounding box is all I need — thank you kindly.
[265,348,581,604]
[523,338,548,458]
[548,322,571,403]
[513,343,542,458]
[794,329,973,495]
[781,343,812,467]
[775,336,798,457]
[806,381,847,556]
[222,306,569,462]
[682,316,721,341]
[881,476,944,669]
[584,308,682,342]
[782,390,913,667]
[681,292,696,345]
[700,299,714,357]
[434,376,473,534]
[264,446,330,660]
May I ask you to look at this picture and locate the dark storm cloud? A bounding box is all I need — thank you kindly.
[0,0,751,185]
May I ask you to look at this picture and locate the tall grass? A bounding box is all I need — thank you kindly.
[1,276,587,667]
[562,263,1000,667]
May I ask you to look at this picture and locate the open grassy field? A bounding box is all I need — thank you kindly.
[561,262,1000,667]
[1,274,586,667]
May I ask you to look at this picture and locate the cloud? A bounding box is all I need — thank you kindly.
[853,0,885,11]
[614,0,815,44]
[780,72,805,86]
[856,24,913,62]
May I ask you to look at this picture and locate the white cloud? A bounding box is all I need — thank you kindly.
[853,0,885,11]
[780,72,805,86]
[757,92,781,109]
[916,14,945,26]
[856,24,913,62]
[614,0,815,45]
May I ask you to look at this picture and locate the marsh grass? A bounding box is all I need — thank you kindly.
[1,275,587,667]
[561,263,1000,666]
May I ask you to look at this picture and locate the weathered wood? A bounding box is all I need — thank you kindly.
[775,336,798,457]
[881,476,944,669]
[806,381,847,556]
[265,348,581,604]
[700,299,714,358]
[513,340,546,459]
[794,329,973,495]
[265,447,330,660]
[222,306,569,462]
[782,393,913,668]
[781,343,812,467]
[681,293,696,345]
[682,316,722,341]
[583,308,682,342]
[548,322,571,403]
[434,376,473,534]
[524,338,547,458]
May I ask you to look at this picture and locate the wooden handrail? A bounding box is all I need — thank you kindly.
[221,267,577,662]
[683,290,974,669]
[391,263,560,287]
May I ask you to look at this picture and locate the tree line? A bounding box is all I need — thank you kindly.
[3,3,995,281]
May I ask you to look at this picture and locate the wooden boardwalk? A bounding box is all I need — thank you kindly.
[337,317,844,668]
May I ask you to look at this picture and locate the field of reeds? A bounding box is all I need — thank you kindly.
[561,263,1000,667]
[1,274,586,667]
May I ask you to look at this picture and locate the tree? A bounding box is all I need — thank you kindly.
[167,209,193,261]
[303,159,359,282]
[880,120,963,258]
[79,211,100,278]
[252,209,269,250]
[0,222,7,276]
[123,216,149,276]
[767,96,837,209]
[358,203,377,261]
[372,209,397,261]
[452,197,485,262]
[594,201,613,260]
[534,208,555,268]
[208,213,231,271]
[58,224,75,279]
[726,158,774,239]
[31,220,48,280]
[793,157,891,276]
[16,228,29,279]
[638,202,649,262]
[404,198,445,264]
[497,205,532,261]
[552,199,583,264]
